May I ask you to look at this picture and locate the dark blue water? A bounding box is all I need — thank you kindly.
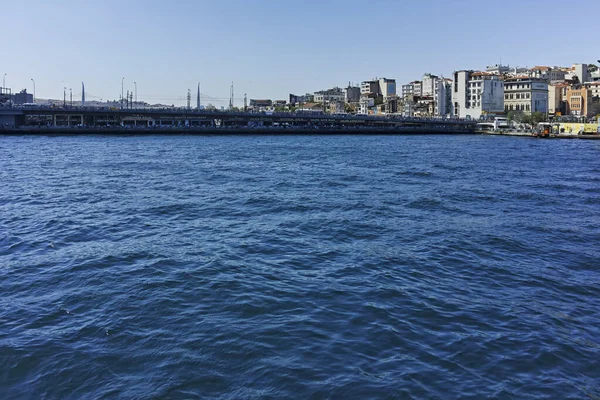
[1,134,599,399]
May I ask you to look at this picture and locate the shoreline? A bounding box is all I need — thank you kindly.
[480,130,600,140]
[0,126,476,136]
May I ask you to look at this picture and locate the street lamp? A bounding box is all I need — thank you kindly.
[31,78,35,103]
[63,87,67,107]
[3,73,6,88]
[121,77,125,109]
[134,81,137,105]
[70,88,72,107]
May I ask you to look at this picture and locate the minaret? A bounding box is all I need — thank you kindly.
[197,83,200,109]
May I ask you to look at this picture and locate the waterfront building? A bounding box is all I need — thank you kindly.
[503,77,548,114]
[314,87,344,104]
[359,96,375,114]
[421,73,439,97]
[344,84,360,103]
[452,71,504,119]
[548,82,569,116]
[434,78,452,116]
[564,86,600,118]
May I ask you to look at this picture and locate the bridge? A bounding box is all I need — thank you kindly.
[0,106,478,134]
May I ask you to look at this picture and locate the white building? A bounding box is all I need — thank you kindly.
[361,80,379,95]
[434,78,452,116]
[421,73,439,97]
[564,63,589,83]
[452,71,504,119]
[314,87,345,104]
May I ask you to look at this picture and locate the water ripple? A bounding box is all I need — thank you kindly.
[1,135,599,399]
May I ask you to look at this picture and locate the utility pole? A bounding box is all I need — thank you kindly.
[244,93,247,111]
[229,81,234,110]
[31,78,35,103]
[126,90,129,109]
[81,82,85,106]
[187,89,191,110]
[134,81,137,105]
[69,88,72,107]
[63,87,66,107]
[121,77,125,109]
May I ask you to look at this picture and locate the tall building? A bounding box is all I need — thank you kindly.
[434,78,452,116]
[361,80,380,95]
[564,64,589,83]
[412,81,422,97]
[402,83,414,98]
[378,78,396,97]
[504,77,548,114]
[421,73,439,97]
[452,71,504,119]
[548,83,569,116]
[344,85,360,103]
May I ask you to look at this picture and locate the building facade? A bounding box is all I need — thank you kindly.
[421,73,439,97]
[344,85,360,103]
[314,87,344,104]
[452,71,504,119]
[503,77,548,114]
[564,86,600,118]
[548,83,568,116]
[530,66,566,83]
[361,80,380,95]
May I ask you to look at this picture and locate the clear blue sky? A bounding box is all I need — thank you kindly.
[4,0,599,106]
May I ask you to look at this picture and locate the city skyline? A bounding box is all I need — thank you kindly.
[4,0,600,106]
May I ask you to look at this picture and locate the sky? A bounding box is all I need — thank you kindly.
[3,0,599,106]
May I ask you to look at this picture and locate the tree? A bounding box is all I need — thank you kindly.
[205,103,216,111]
[530,111,546,124]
